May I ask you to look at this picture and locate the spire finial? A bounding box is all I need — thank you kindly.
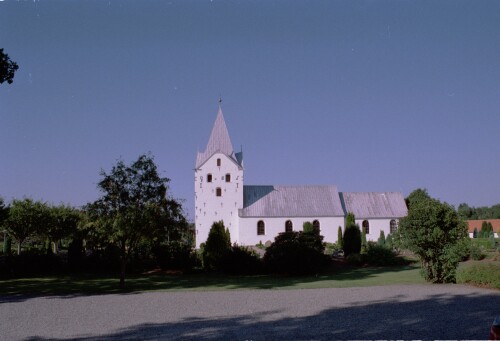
[218,95,222,104]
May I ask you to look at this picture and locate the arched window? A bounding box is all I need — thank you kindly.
[207,174,212,183]
[390,220,398,234]
[225,173,231,182]
[362,220,370,234]
[216,187,222,197]
[313,220,320,232]
[217,158,221,167]
[285,220,293,232]
[257,220,265,235]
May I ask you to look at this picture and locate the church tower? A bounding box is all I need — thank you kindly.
[194,104,243,248]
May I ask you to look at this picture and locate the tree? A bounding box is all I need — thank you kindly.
[45,205,81,254]
[263,229,327,275]
[480,221,493,238]
[405,188,431,209]
[0,197,9,254]
[0,49,19,85]
[378,230,386,246]
[337,226,343,249]
[86,154,183,289]
[4,198,49,255]
[386,233,394,250]
[202,220,231,270]
[343,213,361,257]
[397,190,468,283]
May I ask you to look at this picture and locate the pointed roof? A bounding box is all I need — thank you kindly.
[196,106,240,168]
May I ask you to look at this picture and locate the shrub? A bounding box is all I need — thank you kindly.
[202,221,231,271]
[346,253,363,266]
[386,234,393,250]
[343,223,361,257]
[220,245,263,275]
[153,241,196,271]
[489,234,496,249]
[362,242,407,266]
[456,263,500,289]
[264,231,328,275]
[378,230,386,246]
[469,243,485,260]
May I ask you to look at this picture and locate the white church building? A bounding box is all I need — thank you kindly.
[194,105,408,248]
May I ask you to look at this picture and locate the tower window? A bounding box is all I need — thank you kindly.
[207,174,212,182]
[285,220,293,232]
[216,187,222,197]
[226,173,231,182]
[257,220,265,235]
[390,220,398,234]
[362,220,370,234]
[313,220,320,232]
[217,158,221,166]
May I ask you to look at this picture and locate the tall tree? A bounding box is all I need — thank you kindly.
[398,190,468,283]
[0,49,19,85]
[45,205,81,254]
[4,199,49,255]
[86,154,184,289]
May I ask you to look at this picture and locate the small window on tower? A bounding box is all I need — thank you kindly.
[217,158,221,166]
[226,173,231,182]
[216,187,222,197]
[207,174,212,182]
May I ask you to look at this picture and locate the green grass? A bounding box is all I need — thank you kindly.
[456,248,500,290]
[0,264,426,297]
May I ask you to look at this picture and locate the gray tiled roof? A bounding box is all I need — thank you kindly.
[340,192,408,218]
[196,106,241,168]
[240,185,345,217]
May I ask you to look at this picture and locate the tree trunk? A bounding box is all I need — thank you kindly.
[17,240,21,255]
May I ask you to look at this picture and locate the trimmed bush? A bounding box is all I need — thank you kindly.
[378,230,386,246]
[343,223,361,257]
[264,231,328,275]
[362,242,407,266]
[220,245,263,275]
[337,226,343,249]
[202,221,231,271]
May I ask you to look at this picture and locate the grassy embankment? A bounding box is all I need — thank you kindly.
[456,240,500,289]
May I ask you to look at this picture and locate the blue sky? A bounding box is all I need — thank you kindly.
[1,0,499,220]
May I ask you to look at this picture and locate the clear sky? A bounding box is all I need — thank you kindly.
[1,0,499,220]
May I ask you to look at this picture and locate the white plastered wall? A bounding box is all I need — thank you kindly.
[354,218,399,242]
[238,216,345,246]
[194,153,243,248]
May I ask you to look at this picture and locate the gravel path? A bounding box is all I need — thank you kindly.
[1,285,499,340]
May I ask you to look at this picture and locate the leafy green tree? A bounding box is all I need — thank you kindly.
[343,214,361,257]
[337,225,343,249]
[303,221,314,233]
[480,221,493,238]
[4,198,49,255]
[0,48,19,85]
[45,205,81,254]
[263,230,328,275]
[386,233,393,250]
[346,212,356,228]
[378,230,386,246]
[405,188,431,209]
[0,197,9,254]
[86,154,182,288]
[202,220,231,270]
[398,190,468,283]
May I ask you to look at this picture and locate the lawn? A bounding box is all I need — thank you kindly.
[0,264,426,297]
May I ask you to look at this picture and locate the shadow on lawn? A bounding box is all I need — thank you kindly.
[23,291,500,340]
[0,263,421,303]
